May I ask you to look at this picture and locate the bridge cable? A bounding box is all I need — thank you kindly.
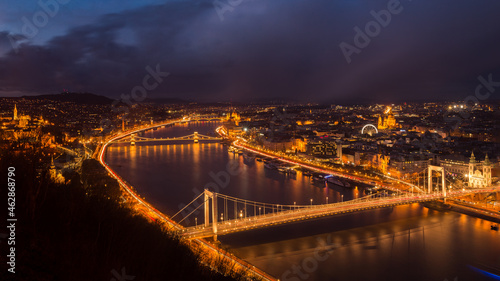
[171,192,205,220]
[177,197,210,224]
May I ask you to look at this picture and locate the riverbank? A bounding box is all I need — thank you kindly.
[423,200,500,223]
[234,140,500,226]
[0,146,247,281]
[233,141,419,194]
[100,121,500,281]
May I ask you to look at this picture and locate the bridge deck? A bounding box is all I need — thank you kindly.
[181,188,497,239]
[111,138,222,144]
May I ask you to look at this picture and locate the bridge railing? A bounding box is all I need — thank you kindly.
[186,193,420,230]
[182,188,498,237]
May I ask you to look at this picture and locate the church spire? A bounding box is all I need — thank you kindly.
[484,154,491,166]
[470,151,476,164]
[13,104,18,120]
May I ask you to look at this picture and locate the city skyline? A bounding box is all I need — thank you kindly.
[1,95,499,280]
[1,0,500,102]
[2,1,500,280]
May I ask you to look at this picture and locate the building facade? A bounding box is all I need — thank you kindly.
[468,152,492,188]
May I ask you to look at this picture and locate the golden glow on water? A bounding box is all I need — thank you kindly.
[193,143,201,181]
[106,122,500,281]
[129,145,137,169]
[459,213,467,225]
[474,216,482,229]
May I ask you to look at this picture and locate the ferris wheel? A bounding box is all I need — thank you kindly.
[361,124,378,136]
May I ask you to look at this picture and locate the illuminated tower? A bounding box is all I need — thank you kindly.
[377,107,397,130]
[483,154,492,186]
[13,104,18,120]
[49,157,56,179]
[468,152,476,177]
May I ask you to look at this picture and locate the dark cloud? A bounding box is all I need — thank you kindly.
[0,31,27,56]
[1,0,500,103]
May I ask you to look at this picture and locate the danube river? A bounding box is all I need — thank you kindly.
[106,121,500,281]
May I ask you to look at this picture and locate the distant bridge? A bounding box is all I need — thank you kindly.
[110,131,222,144]
[183,115,224,122]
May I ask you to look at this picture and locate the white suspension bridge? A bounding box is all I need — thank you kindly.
[176,185,498,240]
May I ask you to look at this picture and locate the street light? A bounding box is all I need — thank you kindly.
[310,199,313,207]
[195,217,197,228]
[326,197,328,204]
[341,195,344,202]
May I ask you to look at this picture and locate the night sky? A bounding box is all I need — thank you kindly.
[1,0,500,103]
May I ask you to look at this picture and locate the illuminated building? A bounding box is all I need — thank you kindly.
[306,141,342,159]
[291,138,307,153]
[468,152,492,187]
[49,157,65,184]
[439,157,468,175]
[225,111,241,126]
[377,107,398,130]
[377,154,390,174]
[50,157,57,179]
[10,104,32,128]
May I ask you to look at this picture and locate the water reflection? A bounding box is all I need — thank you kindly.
[106,122,500,281]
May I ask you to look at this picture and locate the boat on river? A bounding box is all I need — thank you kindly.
[312,173,327,182]
[264,162,277,170]
[325,175,344,187]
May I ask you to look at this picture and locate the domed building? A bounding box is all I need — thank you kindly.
[377,107,398,130]
[225,111,241,126]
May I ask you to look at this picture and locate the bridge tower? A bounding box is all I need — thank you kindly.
[428,165,446,197]
[483,154,492,187]
[194,131,199,143]
[204,189,217,234]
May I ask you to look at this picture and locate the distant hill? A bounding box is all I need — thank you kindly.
[145,97,191,104]
[22,92,114,105]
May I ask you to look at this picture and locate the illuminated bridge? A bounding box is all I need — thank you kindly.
[178,187,498,239]
[110,131,222,144]
[184,115,223,122]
